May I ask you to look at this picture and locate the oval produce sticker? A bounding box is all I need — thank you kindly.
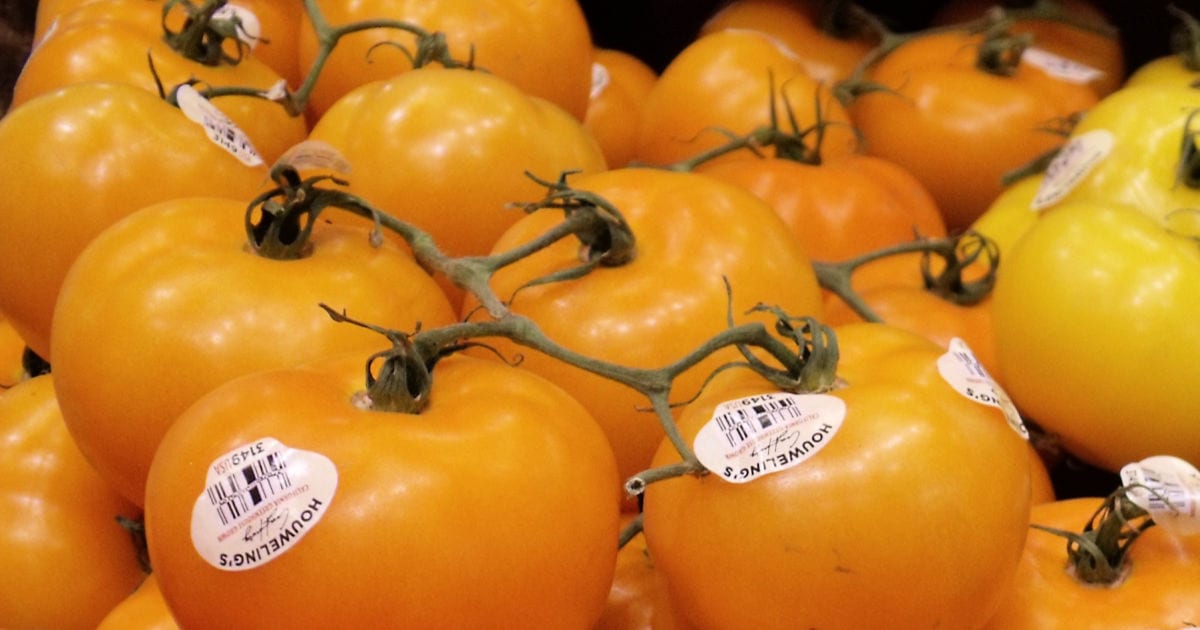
[937,338,1029,439]
[1031,129,1113,210]
[175,83,264,167]
[693,392,845,484]
[191,437,338,571]
[1120,455,1200,538]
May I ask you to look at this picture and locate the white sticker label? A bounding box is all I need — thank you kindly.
[937,338,1029,439]
[175,84,264,167]
[1120,455,1200,537]
[694,392,845,484]
[191,437,338,571]
[1021,47,1104,85]
[1031,129,1114,210]
[214,3,262,50]
[589,61,611,100]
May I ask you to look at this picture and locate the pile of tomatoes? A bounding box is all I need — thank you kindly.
[1,0,1198,628]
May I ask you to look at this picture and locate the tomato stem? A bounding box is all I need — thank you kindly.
[812,231,999,322]
[1031,489,1154,586]
[161,0,251,67]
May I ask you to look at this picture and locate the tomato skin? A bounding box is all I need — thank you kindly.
[144,352,621,629]
[983,497,1200,629]
[13,0,306,165]
[697,153,946,263]
[0,375,146,630]
[0,82,269,361]
[634,29,858,168]
[297,0,593,124]
[991,200,1200,472]
[850,30,1098,231]
[461,167,825,495]
[50,196,457,506]
[642,323,1032,630]
[96,574,179,630]
[699,0,875,85]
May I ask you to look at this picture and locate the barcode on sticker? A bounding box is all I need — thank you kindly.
[712,397,800,448]
[205,452,292,526]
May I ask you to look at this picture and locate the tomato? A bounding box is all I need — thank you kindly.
[461,167,825,495]
[595,520,694,630]
[12,0,307,164]
[144,351,620,628]
[849,28,1098,230]
[0,82,269,361]
[984,496,1200,629]
[1030,83,1200,228]
[305,67,607,306]
[51,195,457,506]
[296,0,593,124]
[642,323,1032,630]
[0,375,146,630]
[96,574,179,630]
[697,153,946,263]
[585,48,659,168]
[932,0,1125,97]
[634,28,858,168]
[991,200,1200,472]
[34,0,302,86]
[698,0,876,85]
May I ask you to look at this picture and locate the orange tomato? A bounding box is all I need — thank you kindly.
[296,0,594,124]
[643,323,1033,629]
[0,375,146,630]
[585,48,659,168]
[932,0,1125,97]
[697,153,946,263]
[144,352,620,628]
[13,0,306,164]
[699,0,876,85]
[634,29,858,168]
[33,0,303,87]
[304,67,607,307]
[985,496,1200,629]
[51,196,457,506]
[849,28,1098,230]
